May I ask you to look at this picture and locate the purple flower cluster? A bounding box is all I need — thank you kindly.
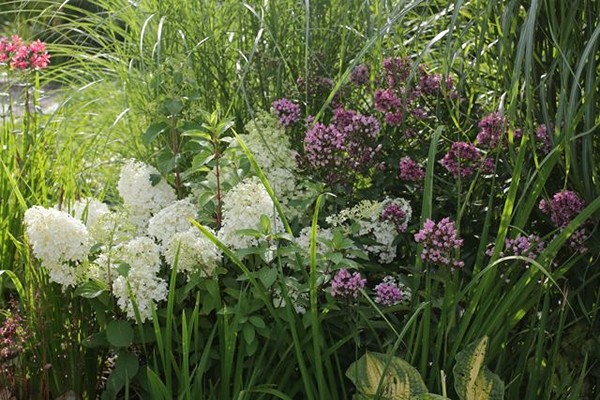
[0,35,50,70]
[272,98,301,127]
[330,268,366,300]
[374,88,404,126]
[535,124,552,154]
[486,234,545,260]
[383,57,412,88]
[0,302,28,361]
[374,276,409,306]
[381,203,408,232]
[398,156,425,182]
[439,141,491,178]
[568,228,589,254]
[414,217,464,268]
[304,108,381,182]
[539,190,585,228]
[476,112,507,149]
[351,64,370,86]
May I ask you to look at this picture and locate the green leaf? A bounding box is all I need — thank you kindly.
[411,394,451,399]
[453,337,504,400]
[142,122,168,147]
[249,315,266,329]
[105,350,139,396]
[257,267,278,289]
[106,320,134,348]
[242,323,256,345]
[116,263,130,277]
[346,352,428,399]
[149,173,162,186]
[83,331,108,348]
[260,214,271,234]
[74,280,109,299]
[161,98,184,116]
[156,148,178,174]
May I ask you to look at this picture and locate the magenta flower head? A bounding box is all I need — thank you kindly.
[331,268,366,300]
[539,190,585,228]
[476,112,507,149]
[439,141,484,178]
[374,276,410,306]
[398,156,425,182]
[272,98,301,127]
[0,35,50,70]
[351,63,370,86]
[414,217,464,269]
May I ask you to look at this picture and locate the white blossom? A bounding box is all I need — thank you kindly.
[148,198,197,249]
[164,228,221,278]
[218,177,282,249]
[117,160,176,215]
[24,206,90,287]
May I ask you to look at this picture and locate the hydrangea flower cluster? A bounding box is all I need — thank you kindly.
[330,268,366,300]
[439,141,492,178]
[539,190,585,228]
[117,160,177,231]
[0,35,50,70]
[476,112,507,149]
[70,197,110,230]
[165,228,222,278]
[414,217,464,269]
[398,156,425,182]
[486,234,545,261]
[272,98,301,127]
[24,206,90,287]
[304,108,381,183]
[327,198,411,263]
[219,176,282,249]
[272,277,309,314]
[147,198,197,248]
[109,237,167,322]
[374,276,411,306]
[234,111,308,217]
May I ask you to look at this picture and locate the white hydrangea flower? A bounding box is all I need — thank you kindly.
[218,177,282,249]
[295,226,333,255]
[89,209,138,246]
[117,160,177,215]
[24,206,90,287]
[109,237,167,322]
[148,198,197,249]
[272,277,309,314]
[71,198,109,230]
[164,228,221,278]
[233,112,309,219]
[326,198,412,264]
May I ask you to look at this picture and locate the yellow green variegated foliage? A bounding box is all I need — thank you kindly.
[345,351,429,399]
[411,394,451,399]
[453,336,505,400]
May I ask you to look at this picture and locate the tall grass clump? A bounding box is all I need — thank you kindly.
[0,0,598,399]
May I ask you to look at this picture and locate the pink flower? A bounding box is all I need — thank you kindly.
[414,217,464,268]
[331,269,366,300]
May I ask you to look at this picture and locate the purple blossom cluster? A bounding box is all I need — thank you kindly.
[350,63,370,86]
[374,276,409,306]
[330,268,367,300]
[539,190,585,228]
[398,156,425,182]
[414,217,464,268]
[304,108,381,183]
[374,88,404,126]
[381,203,408,232]
[568,228,589,254]
[0,35,50,70]
[0,303,28,361]
[535,124,553,154]
[486,234,545,260]
[476,112,507,149]
[439,141,492,178]
[272,98,301,127]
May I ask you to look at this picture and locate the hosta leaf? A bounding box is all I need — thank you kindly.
[454,336,505,400]
[346,351,428,399]
[411,394,451,399]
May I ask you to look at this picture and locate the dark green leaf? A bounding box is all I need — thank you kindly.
[106,320,134,348]
[142,122,168,147]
